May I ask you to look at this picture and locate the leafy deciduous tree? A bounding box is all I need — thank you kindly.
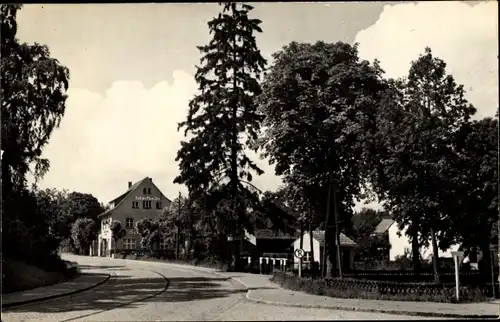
[1,4,70,269]
[258,41,387,277]
[71,217,98,255]
[368,48,476,281]
[110,220,127,252]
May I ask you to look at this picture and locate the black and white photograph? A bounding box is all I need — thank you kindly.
[1,1,499,320]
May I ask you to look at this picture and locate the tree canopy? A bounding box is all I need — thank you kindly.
[174,3,268,249]
[367,48,477,279]
[1,4,70,270]
[258,40,388,276]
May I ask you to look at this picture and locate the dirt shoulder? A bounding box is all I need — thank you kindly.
[2,257,78,294]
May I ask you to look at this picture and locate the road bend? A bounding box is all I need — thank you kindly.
[3,255,434,321]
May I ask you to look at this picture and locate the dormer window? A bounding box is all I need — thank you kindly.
[126,217,134,229]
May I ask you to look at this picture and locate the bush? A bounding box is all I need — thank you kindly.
[271,271,494,303]
[343,270,496,285]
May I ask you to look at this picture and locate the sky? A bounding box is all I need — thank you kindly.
[17,2,498,209]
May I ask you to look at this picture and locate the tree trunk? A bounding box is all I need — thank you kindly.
[230,33,239,271]
[410,216,421,278]
[299,220,304,273]
[175,226,180,260]
[309,213,315,274]
[333,183,343,279]
[479,238,493,284]
[184,237,193,259]
[322,172,333,278]
[430,227,440,283]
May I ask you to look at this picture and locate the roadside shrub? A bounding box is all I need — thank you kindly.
[343,270,493,285]
[271,271,492,303]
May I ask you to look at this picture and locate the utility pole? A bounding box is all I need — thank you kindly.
[175,191,181,260]
[497,105,500,289]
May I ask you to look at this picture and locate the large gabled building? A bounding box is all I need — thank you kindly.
[92,177,171,257]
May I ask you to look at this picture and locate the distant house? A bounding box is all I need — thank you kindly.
[292,230,358,271]
[372,218,460,261]
[92,177,171,257]
[229,229,299,262]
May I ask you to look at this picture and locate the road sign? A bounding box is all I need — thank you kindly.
[294,248,305,259]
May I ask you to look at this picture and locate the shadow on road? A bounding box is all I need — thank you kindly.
[5,274,273,314]
[78,265,127,270]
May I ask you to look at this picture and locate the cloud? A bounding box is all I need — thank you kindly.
[355,1,498,119]
[352,1,498,211]
[36,2,497,211]
[37,70,282,203]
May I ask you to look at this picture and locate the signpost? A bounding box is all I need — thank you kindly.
[451,251,465,301]
[294,248,305,278]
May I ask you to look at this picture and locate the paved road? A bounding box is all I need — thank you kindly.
[3,256,434,321]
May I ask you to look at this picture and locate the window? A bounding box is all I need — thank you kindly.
[123,239,136,250]
[156,201,162,209]
[126,218,134,229]
[132,201,139,209]
[143,187,147,194]
[159,239,168,250]
[303,251,312,262]
[102,218,111,230]
[147,188,152,194]
[143,200,152,209]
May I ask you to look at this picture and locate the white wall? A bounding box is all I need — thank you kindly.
[388,223,412,261]
[293,232,321,266]
[388,223,460,261]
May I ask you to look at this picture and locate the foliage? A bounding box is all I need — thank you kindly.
[70,217,98,254]
[33,188,69,242]
[272,271,493,303]
[1,4,70,273]
[251,188,298,233]
[174,3,267,246]
[367,48,477,278]
[110,220,127,245]
[348,208,391,261]
[32,188,103,251]
[136,218,165,251]
[3,188,60,264]
[449,118,498,249]
[258,40,387,275]
[60,192,104,222]
[1,4,70,192]
[446,117,499,280]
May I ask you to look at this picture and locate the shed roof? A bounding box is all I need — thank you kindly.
[373,218,395,234]
[309,230,357,248]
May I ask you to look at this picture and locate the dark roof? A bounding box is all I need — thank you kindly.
[311,230,357,248]
[373,218,395,234]
[254,229,299,239]
[109,178,148,205]
[97,177,149,218]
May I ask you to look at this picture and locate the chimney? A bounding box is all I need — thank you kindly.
[128,181,132,189]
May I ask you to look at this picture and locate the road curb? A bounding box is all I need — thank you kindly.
[244,291,499,319]
[3,272,112,309]
[77,257,499,319]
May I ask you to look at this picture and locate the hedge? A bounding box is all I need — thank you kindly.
[272,271,498,303]
[343,270,496,285]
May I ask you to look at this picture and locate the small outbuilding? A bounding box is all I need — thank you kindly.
[292,230,358,271]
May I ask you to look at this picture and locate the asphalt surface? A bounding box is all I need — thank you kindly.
[3,255,436,321]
